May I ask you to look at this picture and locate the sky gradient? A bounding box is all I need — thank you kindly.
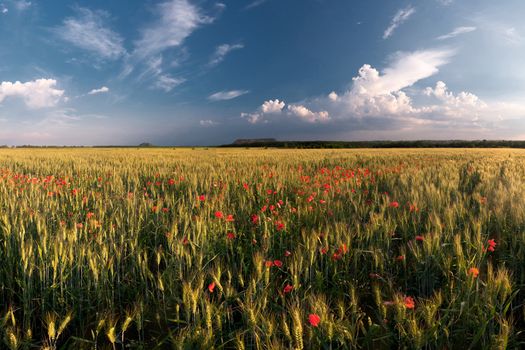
[0,0,524,145]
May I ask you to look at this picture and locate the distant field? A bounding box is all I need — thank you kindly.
[0,148,524,349]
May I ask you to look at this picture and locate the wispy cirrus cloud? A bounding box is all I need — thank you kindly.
[383,6,415,39]
[152,75,185,92]
[437,26,476,40]
[133,0,213,61]
[245,0,267,10]
[208,90,249,101]
[208,43,244,67]
[53,7,126,61]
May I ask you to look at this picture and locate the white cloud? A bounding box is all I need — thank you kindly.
[241,99,284,124]
[287,105,330,123]
[423,81,487,118]
[209,43,244,66]
[54,7,126,60]
[383,6,415,39]
[88,86,109,95]
[437,26,476,40]
[245,0,267,10]
[133,0,212,61]
[153,75,185,92]
[199,119,219,127]
[208,90,249,101]
[261,99,285,113]
[328,91,339,101]
[1,7,8,14]
[0,79,64,109]
[351,49,454,96]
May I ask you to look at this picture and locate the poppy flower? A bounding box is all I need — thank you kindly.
[308,314,321,327]
[283,284,293,293]
[487,239,496,252]
[468,267,479,278]
[404,296,415,309]
[208,282,216,293]
[265,261,274,267]
[396,255,405,262]
[198,195,206,201]
[415,235,424,242]
[273,260,283,268]
[389,201,399,208]
[284,250,292,257]
[86,212,95,219]
[226,232,235,240]
[214,211,223,219]
[226,214,235,222]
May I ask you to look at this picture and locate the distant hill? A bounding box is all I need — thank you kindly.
[221,139,525,149]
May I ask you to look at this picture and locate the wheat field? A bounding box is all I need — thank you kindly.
[0,148,524,349]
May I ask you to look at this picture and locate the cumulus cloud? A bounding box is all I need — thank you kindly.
[287,105,330,123]
[328,91,339,101]
[208,90,249,101]
[88,86,109,95]
[437,26,476,40]
[383,6,415,39]
[261,99,285,114]
[240,48,489,130]
[208,43,244,67]
[0,79,64,109]
[133,0,212,61]
[54,7,126,60]
[241,99,285,124]
[423,81,487,118]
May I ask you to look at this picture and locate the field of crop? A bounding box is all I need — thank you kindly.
[0,148,524,349]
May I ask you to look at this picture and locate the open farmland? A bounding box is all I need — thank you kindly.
[0,148,524,349]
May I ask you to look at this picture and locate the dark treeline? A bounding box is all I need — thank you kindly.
[4,140,525,149]
[221,140,525,149]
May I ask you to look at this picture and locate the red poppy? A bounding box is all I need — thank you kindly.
[198,195,206,201]
[396,255,405,262]
[468,267,479,278]
[214,211,223,219]
[415,235,424,242]
[389,201,399,208]
[284,250,292,257]
[226,214,235,222]
[265,260,274,267]
[283,284,293,293]
[487,239,496,252]
[404,296,415,309]
[226,232,235,240]
[273,260,283,267]
[208,282,216,293]
[251,214,259,224]
[86,212,95,219]
[308,314,321,327]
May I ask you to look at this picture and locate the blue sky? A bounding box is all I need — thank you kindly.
[0,0,525,145]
